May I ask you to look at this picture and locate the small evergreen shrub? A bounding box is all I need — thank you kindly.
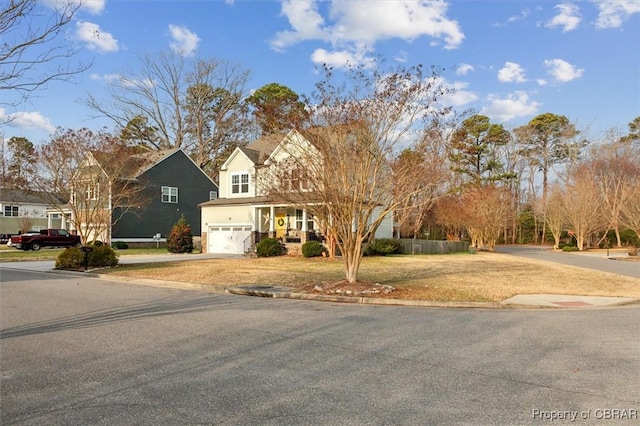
[89,244,119,267]
[364,238,404,256]
[167,215,194,253]
[256,238,283,257]
[55,247,84,270]
[562,246,580,252]
[302,240,325,258]
[112,241,129,250]
[55,245,119,270]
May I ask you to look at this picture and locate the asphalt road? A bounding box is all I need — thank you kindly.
[496,245,640,279]
[1,269,638,425]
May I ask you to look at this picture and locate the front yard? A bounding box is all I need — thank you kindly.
[99,252,640,302]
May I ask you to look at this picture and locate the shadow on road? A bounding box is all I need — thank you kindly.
[1,294,235,340]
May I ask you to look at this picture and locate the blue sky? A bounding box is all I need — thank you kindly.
[2,0,639,144]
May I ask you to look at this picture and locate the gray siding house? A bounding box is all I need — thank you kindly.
[111,149,218,244]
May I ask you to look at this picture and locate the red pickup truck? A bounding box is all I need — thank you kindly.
[10,229,81,251]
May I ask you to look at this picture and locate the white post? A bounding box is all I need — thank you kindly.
[269,205,275,233]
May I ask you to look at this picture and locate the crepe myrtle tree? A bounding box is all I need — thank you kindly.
[258,62,451,284]
[31,127,153,245]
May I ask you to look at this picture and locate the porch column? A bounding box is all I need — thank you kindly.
[47,212,53,228]
[61,214,67,229]
[269,205,275,238]
[301,209,308,243]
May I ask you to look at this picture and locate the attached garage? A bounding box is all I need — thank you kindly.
[207,225,252,254]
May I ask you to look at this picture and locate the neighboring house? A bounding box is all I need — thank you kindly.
[0,189,67,235]
[71,148,218,245]
[199,130,393,254]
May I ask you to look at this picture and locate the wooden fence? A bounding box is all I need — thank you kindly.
[398,239,469,255]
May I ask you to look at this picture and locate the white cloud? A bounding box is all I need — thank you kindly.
[271,0,464,66]
[441,81,478,107]
[81,0,106,15]
[0,109,56,133]
[394,51,409,63]
[91,73,154,89]
[493,8,530,27]
[310,46,375,69]
[497,62,527,83]
[593,0,640,29]
[481,91,540,122]
[546,3,581,32]
[43,0,105,15]
[544,58,584,82]
[76,21,119,53]
[456,63,474,76]
[169,24,201,57]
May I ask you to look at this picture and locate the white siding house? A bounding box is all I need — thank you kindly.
[200,130,393,254]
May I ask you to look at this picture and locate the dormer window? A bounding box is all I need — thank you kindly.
[231,173,249,194]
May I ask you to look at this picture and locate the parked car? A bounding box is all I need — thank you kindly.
[0,233,15,245]
[10,229,81,251]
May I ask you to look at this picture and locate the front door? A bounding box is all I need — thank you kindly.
[275,211,287,239]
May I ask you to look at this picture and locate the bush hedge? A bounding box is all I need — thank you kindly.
[364,238,404,256]
[302,240,325,258]
[562,246,580,252]
[55,244,119,270]
[256,238,283,257]
[112,241,129,249]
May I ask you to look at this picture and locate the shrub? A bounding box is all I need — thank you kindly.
[112,241,129,250]
[89,244,119,267]
[364,238,404,256]
[256,238,283,257]
[55,245,119,270]
[562,246,580,252]
[55,247,84,270]
[167,214,194,253]
[302,240,325,258]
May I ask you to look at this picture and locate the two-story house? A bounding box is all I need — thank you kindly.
[69,148,218,246]
[199,130,393,254]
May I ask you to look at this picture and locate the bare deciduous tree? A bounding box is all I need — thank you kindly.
[461,185,510,251]
[545,183,566,250]
[259,62,451,283]
[1,0,90,108]
[562,163,605,251]
[32,127,152,245]
[85,52,252,177]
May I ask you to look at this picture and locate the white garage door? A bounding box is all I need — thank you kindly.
[208,226,252,254]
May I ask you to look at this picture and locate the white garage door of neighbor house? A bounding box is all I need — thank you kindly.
[208,226,252,254]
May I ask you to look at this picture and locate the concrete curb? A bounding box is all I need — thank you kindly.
[224,285,540,309]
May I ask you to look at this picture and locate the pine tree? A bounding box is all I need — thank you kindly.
[167,214,194,253]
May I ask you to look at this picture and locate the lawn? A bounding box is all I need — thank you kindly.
[0,245,168,262]
[100,252,640,302]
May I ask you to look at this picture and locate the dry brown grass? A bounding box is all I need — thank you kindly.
[101,252,640,302]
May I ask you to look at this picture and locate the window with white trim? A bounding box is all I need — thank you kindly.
[3,205,19,217]
[209,190,218,200]
[162,186,178,203]
[85,182,99,200]
[231,173,249,194]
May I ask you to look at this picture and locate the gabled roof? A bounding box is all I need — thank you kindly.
[238,133,285,165]
[90,148,181,180]
[0,188,67,205]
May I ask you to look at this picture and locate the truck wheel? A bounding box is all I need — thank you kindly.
[30,242,41,251]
